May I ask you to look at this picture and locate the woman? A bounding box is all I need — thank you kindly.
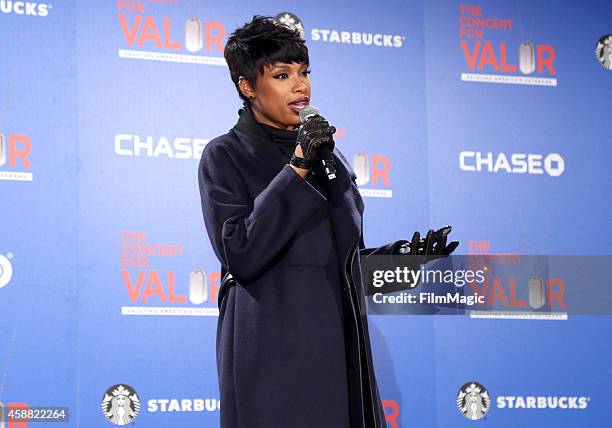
[198,16,456,428]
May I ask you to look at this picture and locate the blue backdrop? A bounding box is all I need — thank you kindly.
[1,0,610,426]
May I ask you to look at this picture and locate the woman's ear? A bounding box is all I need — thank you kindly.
[238,76,255,99]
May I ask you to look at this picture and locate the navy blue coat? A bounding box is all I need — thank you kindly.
[198,124,398,428]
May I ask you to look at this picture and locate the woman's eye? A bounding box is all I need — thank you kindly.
[273,71,310,79]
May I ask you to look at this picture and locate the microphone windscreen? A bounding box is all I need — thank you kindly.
[299,105,319,123]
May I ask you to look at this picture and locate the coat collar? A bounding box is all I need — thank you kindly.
[231,104,357,183]
[232,104,289,169]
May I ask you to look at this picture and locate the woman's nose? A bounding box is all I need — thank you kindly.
[293,75,308,92]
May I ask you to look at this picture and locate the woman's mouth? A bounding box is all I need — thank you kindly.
[288,98,309,113]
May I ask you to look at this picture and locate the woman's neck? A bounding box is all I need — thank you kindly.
[249,103,297,131]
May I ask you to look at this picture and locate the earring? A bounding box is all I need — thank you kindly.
[238,81,246,97]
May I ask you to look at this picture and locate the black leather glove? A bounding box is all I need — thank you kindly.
[292,115,336,169]
[396,225,459,257]
[362,226,458,296]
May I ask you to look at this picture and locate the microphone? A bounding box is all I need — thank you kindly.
[299,105,337,180]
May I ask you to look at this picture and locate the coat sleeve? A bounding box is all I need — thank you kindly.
[198,142,327,281]
[359,237,408,256]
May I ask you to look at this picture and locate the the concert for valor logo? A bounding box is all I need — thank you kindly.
[457,381,491,420]
[101,384,141,425]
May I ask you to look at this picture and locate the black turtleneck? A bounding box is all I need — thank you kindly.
[233,102,299,163]
[232,102,327,195]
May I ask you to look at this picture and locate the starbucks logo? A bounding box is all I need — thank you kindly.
[101,384,141,425]
[457,381,491,420]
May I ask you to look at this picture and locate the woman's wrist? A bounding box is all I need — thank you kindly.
[289,148,311,178]
[290,163,310,178]
[290,144,311,178]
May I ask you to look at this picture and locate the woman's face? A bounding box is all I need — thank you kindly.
[243,61,311,130]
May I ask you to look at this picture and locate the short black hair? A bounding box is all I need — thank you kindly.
[224,15,309,103]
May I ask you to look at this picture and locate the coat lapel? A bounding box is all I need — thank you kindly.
[232,124,363,266]
[233,128,287,171]
[324,151,364,265]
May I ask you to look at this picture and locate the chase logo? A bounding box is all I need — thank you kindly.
[0,251,14,289]
[352,152,393,198]
[114,134,208,159]
[0,1,52,16]
[459,151,565,177]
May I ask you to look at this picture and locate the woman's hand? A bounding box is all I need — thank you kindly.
[291,115,335,172]
[397,225,459,256]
